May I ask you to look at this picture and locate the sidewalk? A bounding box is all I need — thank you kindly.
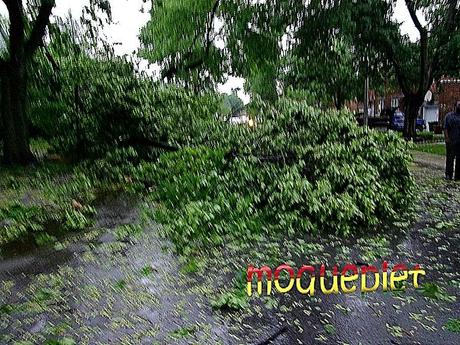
[412,151,445,171]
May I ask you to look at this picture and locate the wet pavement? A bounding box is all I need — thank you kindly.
[413,151,445,171]
[1,164,460,344]
[198,164,460,345]
[0,195,230,344]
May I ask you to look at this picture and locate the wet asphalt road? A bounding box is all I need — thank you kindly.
[0,195,230,344]
[1,164,459,345]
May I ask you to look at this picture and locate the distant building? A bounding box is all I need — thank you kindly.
[346,77,460,131]
[229,110,249,125]
[346,89,404,117]
[433,78,460,123]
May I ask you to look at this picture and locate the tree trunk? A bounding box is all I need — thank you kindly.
[334,90,344,110]
[1,61,34,165]
[403,94,423,140]
[0,0,37,166]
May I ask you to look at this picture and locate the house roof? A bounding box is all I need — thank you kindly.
[439,78,460,84]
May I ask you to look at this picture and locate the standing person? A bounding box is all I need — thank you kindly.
[444,101,460,180]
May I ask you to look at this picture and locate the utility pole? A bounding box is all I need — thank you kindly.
[364,75,369,128]
[363,44,370,129]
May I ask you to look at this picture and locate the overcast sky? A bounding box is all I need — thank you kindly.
[0,0,425,103]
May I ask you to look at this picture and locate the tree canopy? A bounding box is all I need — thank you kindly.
[346,0,460,137]
[1,0,460,165]
[139,0,292,100]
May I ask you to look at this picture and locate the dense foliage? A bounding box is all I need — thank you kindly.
[0,163,98,246]
[149,99,414,254]
[32,68,223,159]
[139,0,288,100]
[28,23,224,159]
[1,1,417,254]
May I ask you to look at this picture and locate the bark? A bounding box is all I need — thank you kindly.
[403,93,423,140]
[1,0,55,165]
[385,1,459,141]
[334,89,344,110]
[1,0,34,165]
[1,61,35,165]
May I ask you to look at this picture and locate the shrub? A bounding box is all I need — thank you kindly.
[418,131,435,141]
[150,99,415,254]
[0,164,98,247]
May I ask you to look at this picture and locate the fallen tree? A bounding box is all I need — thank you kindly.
[148,99,415,254]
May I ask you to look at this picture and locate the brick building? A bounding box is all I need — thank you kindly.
[347,78,460,129]
[433,78,460,122]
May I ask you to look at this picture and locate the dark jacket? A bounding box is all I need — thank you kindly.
[445,111,460,144]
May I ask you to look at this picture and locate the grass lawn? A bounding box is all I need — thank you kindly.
[415,143,446,156]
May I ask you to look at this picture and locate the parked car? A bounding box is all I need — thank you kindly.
[355,113,390,130]
[416,118,427,132]
[391,111,405,131]
[390,111,426,132]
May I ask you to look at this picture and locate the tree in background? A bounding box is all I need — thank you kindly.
[0,0,112,165]
[139,0,396,107]
[221,90,244,119]
[139,0,226,90]
[284,37,359,110]
[0,0,55,165]
[353,0,459,138]
[283,0,393,110]
[139,0,293,101]
[221,0,290,102]
[28,14,139,158]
